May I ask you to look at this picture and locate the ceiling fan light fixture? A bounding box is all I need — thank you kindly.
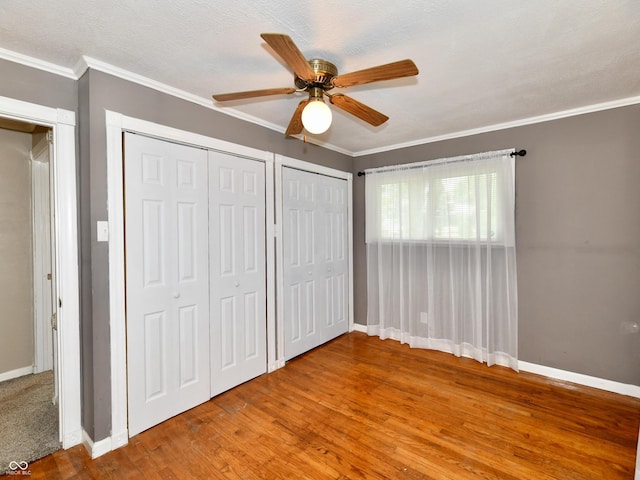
[301,98,332,134]
[212,34,419,138]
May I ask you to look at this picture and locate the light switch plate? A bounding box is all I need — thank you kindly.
[97,221,109,242]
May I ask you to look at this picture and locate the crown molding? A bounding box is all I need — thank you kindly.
[353,95,640,157]
[72,56,90,79]
[0,47,77,79]
[0,47,351,156]
[2,47,639,159]
[80,56,351,156]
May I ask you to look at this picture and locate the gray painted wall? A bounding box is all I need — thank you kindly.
[353,104,640,386]
[0,59,78,111]
[81,69,353,440]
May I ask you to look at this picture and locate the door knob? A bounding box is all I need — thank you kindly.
[234,281,240,287]
[173,292,180,299]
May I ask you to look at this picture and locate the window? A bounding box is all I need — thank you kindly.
[365,149,519,370]
[366,154,513,244]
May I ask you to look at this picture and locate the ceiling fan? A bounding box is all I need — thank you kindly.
[212,33,419,136]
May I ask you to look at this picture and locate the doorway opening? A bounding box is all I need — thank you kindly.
[0,95,81,458]
[0,119,59,471]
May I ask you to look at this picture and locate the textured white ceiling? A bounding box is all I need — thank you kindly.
[1,0,639,155]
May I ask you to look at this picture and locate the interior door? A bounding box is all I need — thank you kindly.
[45,136,59,406]
[209,152,267,397]
[31,133,55,377]
[282,167,349,360]
[124,133,210,437]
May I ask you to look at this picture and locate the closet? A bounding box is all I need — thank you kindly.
[280,165,350,361]
[124,133,267,436]
[121,132,352,437]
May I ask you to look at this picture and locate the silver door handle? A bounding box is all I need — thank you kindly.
[173,292,180,299]
[234,281,240,287]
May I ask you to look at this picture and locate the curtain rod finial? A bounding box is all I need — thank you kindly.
[510,149,527,157]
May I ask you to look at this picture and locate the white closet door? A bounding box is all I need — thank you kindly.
[209,152,267,397]
[125,133,210,437]
[282,167,349,361]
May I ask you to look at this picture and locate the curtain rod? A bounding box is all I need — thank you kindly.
[356,149,527,177]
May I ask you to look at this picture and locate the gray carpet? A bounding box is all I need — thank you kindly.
[0,371,60,475]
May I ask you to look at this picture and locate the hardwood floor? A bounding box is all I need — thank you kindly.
[25,332,639,479]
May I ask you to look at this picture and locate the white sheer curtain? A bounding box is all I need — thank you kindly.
[365,149,518,370]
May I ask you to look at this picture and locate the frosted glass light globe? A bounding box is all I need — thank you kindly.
[301,100,332,134]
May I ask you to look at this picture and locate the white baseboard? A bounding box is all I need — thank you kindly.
[82,430,114,459]
[353,323,367,333]
[518,361,640,399]
[111,429,129,451]
[0,365,33,382]
[62,429,82,450]
[268,360,286,372]
[356,326,640,398]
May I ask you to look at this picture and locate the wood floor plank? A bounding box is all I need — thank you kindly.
[23,332,640,479]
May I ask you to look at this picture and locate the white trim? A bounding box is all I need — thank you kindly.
[82,430,113,460]
[2,47,640,158]
[0,366,34,382]
[52,113,82,449]
[518,361,640,399]
[360,326,640,398]
[352,323,367,334]
[86,58,281,134]
[273,155,354,364]
[106,111,277,456]
[353,95,640,157]
[265,156,278,373]
[69,57,640,159]
[105,111,129,451]
[0,47,77,79]
[82,57,353,158]
[275,156,352,181]
[273,159,286,366]
[0,95,82,450]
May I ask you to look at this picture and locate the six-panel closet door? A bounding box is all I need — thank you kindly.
[124,133,211,437]
[209,152,267,397]
[125,135,269,436]
[281,167,349,361]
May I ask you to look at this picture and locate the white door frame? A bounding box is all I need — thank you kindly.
[274,154,354,366]
[0,95,82,449]
[105,111,276,455]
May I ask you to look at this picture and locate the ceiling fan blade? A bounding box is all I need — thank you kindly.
[331,59,419,88]
[260,33,316,82]
[329,94,389,127]
[285,100,309,136]
[212,87,296,102]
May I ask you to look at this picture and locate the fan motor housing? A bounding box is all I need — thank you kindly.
[295,58,338,89]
